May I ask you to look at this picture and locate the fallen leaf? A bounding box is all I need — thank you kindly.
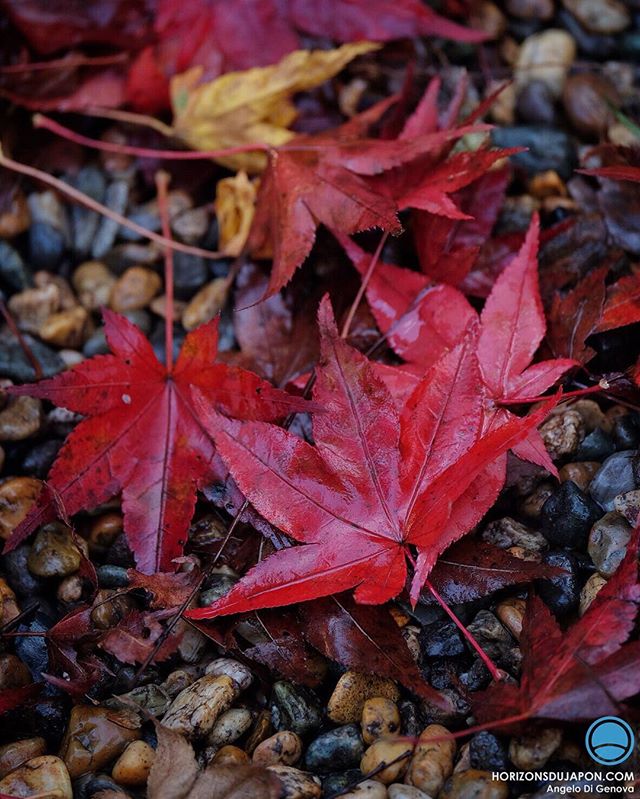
[127,567,200,609]
[147,721,281,799]
[301,594,444,702]
[170,42,378,172]
[215,172,260,257]
[426,539,564,606]
[188,297,554,625]
[473,531,640,724]
[5,311,311,573]
[100,610,182,664]
[595,271,640,334]
[548,267,608,362]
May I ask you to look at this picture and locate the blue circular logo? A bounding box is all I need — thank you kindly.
[586,717,635,765]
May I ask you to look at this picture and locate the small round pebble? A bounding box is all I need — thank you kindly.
[112,740,155,787]
[0,755,72,799]
[205,657,253,691]
[362,698,401,744]
[329,671,400,724]
[267,765,322,799]
[360,739,414,785]
[253,731,303,767]
[405,725,456,796]
[212,745,250,765]
[579,572,608,615]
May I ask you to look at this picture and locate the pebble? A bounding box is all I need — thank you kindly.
[110,266,162,312]
[506,0,553,18]
[72,260,116,310]
[558,461,600,492]
[562,73,618,138]
[8,284,60,334]
[3,545,42,596]
[0,756,72,799]
[342,780,388,798]
[90,588,134,629]
[541,409,586,459]
[515,80,556,126]
[305,724,365,773]
[92,180,129,258]
[97,564,129,589]
[439,769,508,799]
[172,206,209,243]
[0,335,64,381]
[0,241,31,292]
[34,271,76,311]
[495,126,576,181]
[0,188,30,238]
[162,674,238,738]
[420,621,465,658]
[88,512,124,555]
[211,745,250,766]
[267,765,322,799]
[0,477,42,540]
[60,706,141,778]
[496,598,526,639]
[541,481,602,548]
[613,415,640,450]
[562,0,629,33]
[517,481,554,520]
[0,738,46,779]
[588,511,631,577]
[576,428,616,461]
[537,551,579,616]
[0,653,31,689]
[590,451,638,512]
[4,697,67,747]
[272,682,323,736]
[253,731,303,767]
[39,307,92,348]
[361,698,401,744]
[329,672,400,725]
[0,578,19,626]
[173,253,208,299]
[481,517,547,555]
[28,222,66,271]
[579,572,607,615]
[206,707,253,747]
[360,739,414,784]
[469,732,508,772]
[205,657,254,691]
[111,740,155,787]
[182,278,229,331]
[405,725,455,796]
[15,611,50,678]
[509,728,562,770]
[469,2,506,39]
[70,166,106,257]
[0,396,42,441]
[56,574,83,603]
[27,524,82,577]
[613,490,640,525]
[388,786,431,799]
[108,684,171,719]
[515,30,576,97]
[466,612,516,667]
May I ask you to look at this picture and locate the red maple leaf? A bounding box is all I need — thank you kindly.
[4,310,310,573]
[548,266,608,363]
[188,297,554,623]
[341,216,576,473]
[248,120,486,297]
[473,532,640,724]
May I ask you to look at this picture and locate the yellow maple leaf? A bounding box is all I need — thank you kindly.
[170,42,378,173]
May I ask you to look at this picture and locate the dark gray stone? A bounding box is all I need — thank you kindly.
[536,551,579,616]
[92,180,129,258]
[305,724,364,772]
[420,620,465,658]
[0,335,64,381]
[469,731,508,771]
[590,451,638,511]
[0,241,31,291]
[271,681,323,736]
[541,480,602,547]
[576,428,616,461]
[491,126,576,178]
[97,564,130,588]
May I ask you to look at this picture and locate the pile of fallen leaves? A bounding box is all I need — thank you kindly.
[1,0,640,795]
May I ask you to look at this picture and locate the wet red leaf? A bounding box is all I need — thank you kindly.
[5,311,310,573]
[548,267,608,363]
[188,297,554,626]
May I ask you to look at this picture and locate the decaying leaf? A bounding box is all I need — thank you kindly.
[147,721,280,799]
[170,42,378,171]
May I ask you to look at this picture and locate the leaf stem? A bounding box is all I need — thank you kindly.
[34,114,271,160]
[0,298,43,380]
[498,381,609,406]
[425,578,504,682]
[155,171,174,373]
[340,231,388,340]
[0,146,224,261]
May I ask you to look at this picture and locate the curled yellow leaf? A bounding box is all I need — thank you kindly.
[170,41,379,172]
